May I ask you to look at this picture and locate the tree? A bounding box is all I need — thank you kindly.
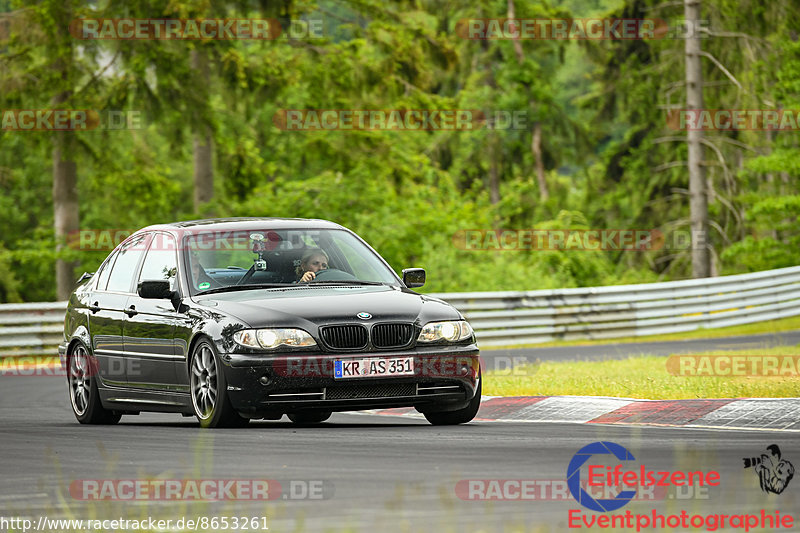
[685,0,710,277]
[191,47,214,213]
[507,0,548,201]
[50,2,80,299]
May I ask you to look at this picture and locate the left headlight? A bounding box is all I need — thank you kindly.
[233,328,317,350]
[417,320,474,343]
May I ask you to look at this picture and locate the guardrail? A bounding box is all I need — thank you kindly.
[430,265,800,347]
[1,265,799,355]
[0,302,66,357]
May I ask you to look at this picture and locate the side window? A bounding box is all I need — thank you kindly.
[106,234,148,293]
[139,234,178,288]
[95,251,117,291]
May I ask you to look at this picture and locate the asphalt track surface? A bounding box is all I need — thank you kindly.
[2,334,800,532]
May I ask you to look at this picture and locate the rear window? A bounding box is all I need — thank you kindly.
[94,251,116,291]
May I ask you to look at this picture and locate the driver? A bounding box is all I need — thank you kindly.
[296,249,329,283]
[190,251,220,290]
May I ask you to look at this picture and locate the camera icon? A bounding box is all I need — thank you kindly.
[742,456,763,469]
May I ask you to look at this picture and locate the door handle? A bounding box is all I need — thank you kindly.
[125,305,138,317]
[89,302,100,313]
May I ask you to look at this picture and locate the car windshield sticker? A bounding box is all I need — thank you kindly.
[198,281,210,290]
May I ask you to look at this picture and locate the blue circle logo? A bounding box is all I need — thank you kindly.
[567,441,637,512]
[357,312,371,320]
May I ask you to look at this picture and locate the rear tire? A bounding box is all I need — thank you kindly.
[67,342,121,425]
[288,411,332,424]
[190,339,249,428]
[423,377,481,426]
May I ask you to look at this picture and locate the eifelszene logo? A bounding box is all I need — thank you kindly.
[565,441,797,530]
[743,444,795,495]
[566,441,721,512]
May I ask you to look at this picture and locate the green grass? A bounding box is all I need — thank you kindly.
[482,315,800,350]
[484,345,800,399]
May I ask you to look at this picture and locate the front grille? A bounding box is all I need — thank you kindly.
[372,323,415,349]
[325,383,416,400]
[320,325,368,350]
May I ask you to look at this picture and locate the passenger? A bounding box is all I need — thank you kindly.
[296,249,329,282]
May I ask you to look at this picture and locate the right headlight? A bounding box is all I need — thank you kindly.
[417,320,474,343]
[233,328,317,350]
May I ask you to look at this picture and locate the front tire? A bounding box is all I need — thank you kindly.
[423,377,482,426]
[190,339,249,428]
[67,342,121,425]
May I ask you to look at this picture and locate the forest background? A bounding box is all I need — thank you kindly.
[0,0,797,302]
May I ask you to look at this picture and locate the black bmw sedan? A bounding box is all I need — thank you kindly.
[59,218,481,428]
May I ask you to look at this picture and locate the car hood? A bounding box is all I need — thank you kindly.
[193,285,461,328]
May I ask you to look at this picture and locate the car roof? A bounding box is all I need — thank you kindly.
[140,217,346,233]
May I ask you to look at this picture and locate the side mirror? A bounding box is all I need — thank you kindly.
[138,280,175,300]
[76,272,94,284]
[402,268,426,288]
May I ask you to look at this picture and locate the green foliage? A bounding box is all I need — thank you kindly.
[0,0,798,301]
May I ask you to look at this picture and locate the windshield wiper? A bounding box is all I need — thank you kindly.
[197,283,293,295]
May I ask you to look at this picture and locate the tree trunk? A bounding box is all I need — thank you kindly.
[52,3,78,301]
[193,130,213,211]
[489,138,500,205]
[191,48,214,212]
[765,130,777,239]
[532,122,549,201]
[685,0,710,278]
[53,131,79,300]
[507,0,548,202]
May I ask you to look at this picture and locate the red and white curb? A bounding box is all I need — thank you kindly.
[361,396,800,432]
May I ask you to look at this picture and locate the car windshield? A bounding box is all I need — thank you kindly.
[183,228,400,294]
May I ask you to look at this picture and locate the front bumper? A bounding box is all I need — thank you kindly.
[219,345,480,417]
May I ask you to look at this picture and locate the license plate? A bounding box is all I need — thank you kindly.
[334,357,414,379]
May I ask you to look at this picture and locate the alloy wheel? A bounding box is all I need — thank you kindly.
[191,344,218,419]
[69,344,91,416]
